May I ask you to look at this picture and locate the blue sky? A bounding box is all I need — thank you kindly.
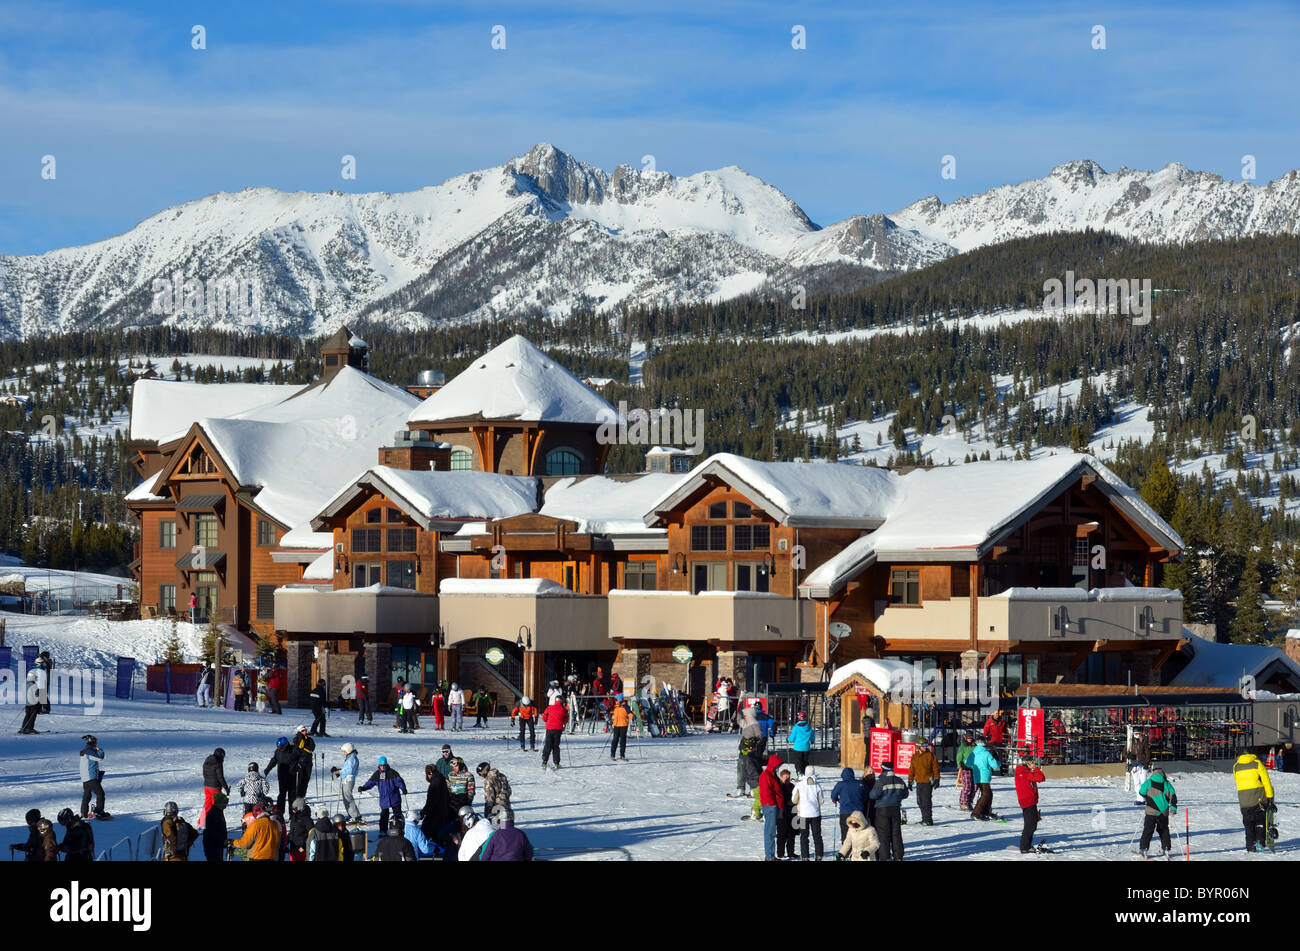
[2,0,1297,255]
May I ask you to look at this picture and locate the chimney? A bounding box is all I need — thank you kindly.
[378,430,451,471]
[406,369,445,400]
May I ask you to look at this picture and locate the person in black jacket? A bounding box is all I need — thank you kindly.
[202,793,228,862]
[419,763,454,845]
[309,679,329,737]
[57,808,94,861]
[292,727,316,799]
[9,809,44,861]
[333,814,355,861]
[200,748,229,828]
[264,736,299,813]
[375,825,416,861]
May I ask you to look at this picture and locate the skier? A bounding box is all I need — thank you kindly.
[199,747,229,830]
[831,767,868,844]
[480,816,534,861]
[375,823,417,861]
[307,807,342,861]
[57,808,94,862]
[787,711,814,776]
[403,810,437,858]
[330,742,363,824]
[357,755,407,836]
[455,805,492,861]
[1126,728,1151,803]
[292,726,316,799]
[1233,750,1276,853]
[398,685,419,734]
[473,687,493,728]
[792,767,825,860]
[309,678,329,737]
[540,694,569,769]
[836,811,880,862]
[1137,765,1178,859]
[265,665,283,715]
[419,764,453,845]
[201,793,228,862]
[160,801,196,862]
[477,762,514,824]
[609,697,630,761]
[78,734,108,819]
[868,761,909,861]
[955,733,976,811]
[512,695,539,751]
[546,679,564,707]
[776,767,796,860]
[264,737,297,812]
[18,656,46,734]
[356,674,372,724]
[968,737,1000,820]
[907,739,939,826]
[1014,755,1046,853]
[448,682,465,731]
[286,797,312,861]
[229,806,281,861]
[196,662,213,708]
[235,761,271,815]
[758,753,785,861]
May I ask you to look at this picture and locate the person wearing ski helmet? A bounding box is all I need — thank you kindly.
[33,816,60,862]
[160,801,195,862]
[307,806,342,861]
[787,711,814,776]
[236,761,271,814]
[78,734,107,819]
[546,679,564,706]
[18,654,46,734]
[286,797,312,862]
[57,808,94,861]
[265,736,298,813]
[1138,765,1178,858]
[448,682,465,731]
[292,726,316,799]
[358,755,407,836]
[331,741,363,824]
[540,694,569,770]
[867,761,910,861]
[512,696,539,751]
[332,814,355,861]
[10,809,45,861]
[455,805,491,861]
[199,747,229,830]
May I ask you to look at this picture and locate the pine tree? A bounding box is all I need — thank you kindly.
[200,617,235,665]
[1229,559,1270,645]
[160,617,185,664]
[1139,459,1178,522]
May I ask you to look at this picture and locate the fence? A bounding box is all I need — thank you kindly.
[762,683,839,753]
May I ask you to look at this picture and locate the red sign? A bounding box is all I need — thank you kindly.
[854,683,873,706]
[894,741,917,775]
[868,728,894,772]
[1017,708,1044,757]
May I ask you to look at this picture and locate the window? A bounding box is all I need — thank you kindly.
[1073,538,1090,566]
[545,448,582,476]
[353,563,382,587]
[159,584,176,614]
[733,525,769,551]
[671,456,693,473]
[387,528,416,553]
[623,560,657,590]
[733,502,751,519]
[256,585,276,619]
[366,508,382,524]
[159,520,176,550]
[690,525,727,551]
[708,501,727,519]
[194,514,218,549]
[691,562,727,594]
[352,528,381,553]
[648,456,667,473]
[257,519,276,547]
[386,508,404,523]
[735,562,771,593]
[325,353,339,367]
[188,448,216,474]
[386,560,416,589]
[889,568,921,606]
[450,448,473,471]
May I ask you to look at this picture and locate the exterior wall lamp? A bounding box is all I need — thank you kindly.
[517,624,532,651]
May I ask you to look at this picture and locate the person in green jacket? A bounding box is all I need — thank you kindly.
[955,734,976,811]
[1137,766,1177,859]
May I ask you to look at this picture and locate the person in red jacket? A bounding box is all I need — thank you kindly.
[758,754,785,861]
[1014,757,1046,853]
[265,667,284,715]
[431,689,446,731]
[355,675,372,725]
[540,699,568,770]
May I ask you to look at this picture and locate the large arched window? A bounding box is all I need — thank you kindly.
[545,448,583,476]
[449,448,473,471]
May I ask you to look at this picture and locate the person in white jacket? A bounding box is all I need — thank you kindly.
[448,683,466,732]
[790,767,825,861]
[456,805,491,860]
[330,742,363,823]
[836,810,880,861]
[399,687,420,734]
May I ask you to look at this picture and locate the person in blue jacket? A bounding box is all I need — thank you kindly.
[330,742,362,824]
[357,756,407,836]
[403,809,437,858]
[867,761,910,860]
[788,711,815,775]
[830,767,867,844]
[968,737,1000,820]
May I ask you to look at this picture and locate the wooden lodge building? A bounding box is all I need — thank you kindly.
[127,332,1188,711]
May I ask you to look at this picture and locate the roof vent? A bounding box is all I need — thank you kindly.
[416,370,445,387]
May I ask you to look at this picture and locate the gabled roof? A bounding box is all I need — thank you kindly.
[230,365,416,424]
[129,378,303,443]
[1167,636,1300,692]
[643,453,900,528]
[541,474,680,535]
[320,325,367,350]
[407,335,617,427]
[311,466,541,531]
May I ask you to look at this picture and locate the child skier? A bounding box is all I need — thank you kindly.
[1137,765,1177,859]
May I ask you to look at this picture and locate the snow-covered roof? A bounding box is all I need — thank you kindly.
[989,586,1181,602]
[125,471,166,503]
[229,365,416,425]
[644,452,901,528]
[407,335,618,426]
[541,474,680,534]
[312,467,540,531]
[1167,637,1300,690]
[827,658,919,696]
[646,445,701,456]
[439,578,577,597]
[303,550,335,582]
[129,378,303,443]
[277,523,333,550]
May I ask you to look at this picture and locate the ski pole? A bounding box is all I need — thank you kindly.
[1185,809,1190,861]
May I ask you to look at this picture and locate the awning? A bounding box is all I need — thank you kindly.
[175,550,227,571]
[177,494,226,512]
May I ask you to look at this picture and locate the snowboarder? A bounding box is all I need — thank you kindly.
[968,737,1000,820]
[357,755,407,836]
[836,810,880,862]
[78,734,107,819]
[196,662,213,708]
[309,678,329,736]
[307,807,342,861]
[455,805,492,861]
[1233,750,1276,853]
[831,767,867,844]
[868,761,909,861]
[57,808,94,861]
[1014,756,1046,853]
[235,761,271,815]
[331,741,363,824]
[512,695,539,751]
[758,753,785,861]
[787,711,814,776]
[480,816,534,861]
[202,793,228,862]
[609,697,630,760]
[540,696,568,769]
[448,682,465,731]
[907,739,939,826]
[955,733,976,811]
[1137,766,1178,859]
[356,674,372,724]
[477,762,514,824]
[160,801,196,862]
[292,726,316,799]
[199,747,229,830]
[792,767,825,860]
[265,736,297,813]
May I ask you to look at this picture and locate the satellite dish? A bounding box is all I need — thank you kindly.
[828,622,852,641]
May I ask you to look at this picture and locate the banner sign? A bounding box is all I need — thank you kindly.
[868,727,895,772]
[115,657,135,700]
[894,741,917,775]
[1017,707,1045,756]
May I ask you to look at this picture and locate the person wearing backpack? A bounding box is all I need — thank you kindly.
[1137,765,1178,859]
[306,808,342,861]
[57,808,94,861]
[161,801,196,861]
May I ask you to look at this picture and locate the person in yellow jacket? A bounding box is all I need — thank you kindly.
[1233,751,1276,853]
[230,808,282,861]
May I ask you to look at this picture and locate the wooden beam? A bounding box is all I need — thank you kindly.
[1092,639,1108,653]
[969,564,979,650]
[1068,646,1090,672]
[1150,638,1189,672]
[1080,474,1096,489]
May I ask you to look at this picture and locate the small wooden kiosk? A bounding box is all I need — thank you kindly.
[828,659,917,769]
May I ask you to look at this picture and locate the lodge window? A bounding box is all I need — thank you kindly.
[691,562,727,594]
[256,584,275,619]
[623,560,657,590]
[386,561,416,590]
[671,456,692,473]
[387,528,416,553]
[194,514,218,550]
[387,507,404,523]
[159,584,176,614]
[733,502,751,519]
[257,519,276,547]
[733,524,771,551]
[690,525,727,551]
[159,520,176,550]
[708,501,727,519]
[325,354,339,367]
[353,563,382,587]
[188,448,216,474]
[352,529,382,553]
[366,508,382,524]
[735,562,770,593]
[889,568,921,606]
[545,448,583,476]
[450,448,473,471]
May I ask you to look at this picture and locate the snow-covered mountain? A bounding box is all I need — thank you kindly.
[2,148,1298,339]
